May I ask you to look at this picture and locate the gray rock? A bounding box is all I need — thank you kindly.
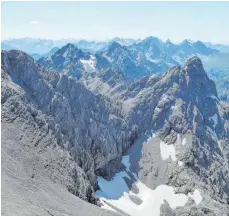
[2,49,229,216]
[1,50,135,205]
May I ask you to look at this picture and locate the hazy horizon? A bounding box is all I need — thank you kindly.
[2,37,229,46]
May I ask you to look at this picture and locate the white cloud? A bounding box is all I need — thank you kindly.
[29,21,45,25]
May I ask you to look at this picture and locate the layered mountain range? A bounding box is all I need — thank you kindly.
[1,37,137,54]
[2,42,229,216]
[2,37,226,55]
[3,37,229,100]
[33,38,228,102]
[36,39,219,79]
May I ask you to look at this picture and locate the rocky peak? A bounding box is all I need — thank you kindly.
[107,41,124,53]
[162,56,218,103]
[193,40,206,48]
[55,43,85,58]
[161,57,220,136]
[132,56,220,134]
[183,56,217,94]
[2,49,34,66]
[181,39,191,45]
[1,50,38,82]
[63,43,77,49]
[180,40,194,52]
[36,43,92,79]
[104,42,131,64]
[193,41,218,55]
[184,56,205,75]
[144,36,162,46]
[165,39,172,44]
[164,40,177,52]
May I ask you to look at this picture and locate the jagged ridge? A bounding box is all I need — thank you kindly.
[2,50,229,215]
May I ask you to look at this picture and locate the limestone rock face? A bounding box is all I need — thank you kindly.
[124,57,229,214]
[94,56,229,215]
[1,50,135,204]
[2,50,229,216]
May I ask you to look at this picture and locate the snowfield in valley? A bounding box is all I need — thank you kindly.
[96,135,203,216]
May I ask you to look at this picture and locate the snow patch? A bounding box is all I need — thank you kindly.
[161,94,169,103]
[177,134,181,144]
[103,53,112,62]
[121,155,131,172]
[97,152,202,216]
[100,200,117,212]
[182,138,187,146]
[211,94,219,102]
[171,104,179,111]
[160,141,177,161]
[63,51,68,58]
[210,113,218,128]
[152,133,156,138]
[188,189,202,205]
[80,55,97,73]
[178,161,184,166]
[207,126,218,140]
[207,126,218,141]
[146,56,162,64]
[97,177,192,216]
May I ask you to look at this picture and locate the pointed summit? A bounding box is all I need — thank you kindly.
[63,43,77,50]
[183,56,209,79]
[182,56,207,79]
[53,42,86,60]
[184,56,203,69]
[143,36,162,47]
[1,50,39,83]
[106,41,125,56]
[192,41,218,55]
[182,56,218,98]
[37,43,90,79]
[165,39,172,44]
[163,56,217,99]
[181,39,191,45]
[108,41,123,50]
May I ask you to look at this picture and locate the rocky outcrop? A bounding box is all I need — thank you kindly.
[125,57,229,214]
[94,56,229,215]
[37,43,110,79]
[1,50,136,204]
[2,49,229,216]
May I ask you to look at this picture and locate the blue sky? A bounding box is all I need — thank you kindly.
[2,2,229,44]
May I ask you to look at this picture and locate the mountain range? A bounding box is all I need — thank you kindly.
[2,46,229,215]
[1,37,137,54]
[32,37,229,102]
[2,37,228,55]
[1,36,229,216]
